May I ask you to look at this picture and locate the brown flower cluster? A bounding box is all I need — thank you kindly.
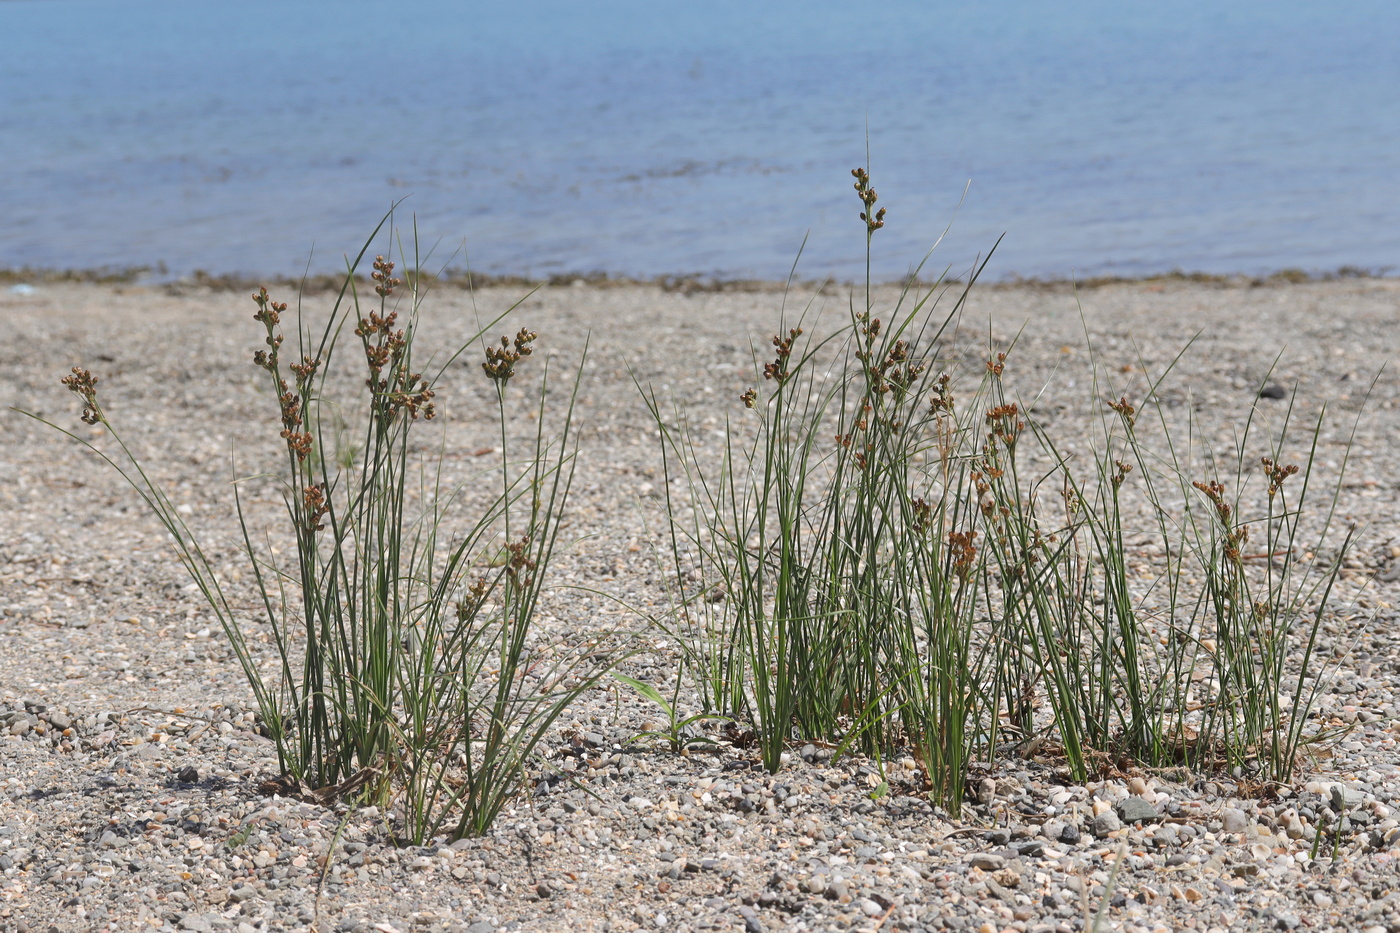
[250,287,318,461]
[948,530,978,579]
[851,167,886,234]
[927,372,954,414]
[1111,458,1133,487]
[503,535,538,589]
[763,327,802,384]
[835,397,876,469]
[290,355,320,389]
[1192,479,1247,564]
[354,278,435,419]
[1191,480,1231,523]
[1261,456,1299,497]
[910,496,933,534]
[854,320,923,397]
[456,576,492,623]
[984,402,1023,449]
[371,255,401,298]
[483,328,537,383]
[252,287,287,371]
[302,483,329,532]
[277,378,313,461]
[1107,395,1136,428]
[61,367,102,425]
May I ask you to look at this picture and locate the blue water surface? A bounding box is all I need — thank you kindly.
[3,0,1398,281]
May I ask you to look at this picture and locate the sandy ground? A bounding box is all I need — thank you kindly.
[1,276,1400,933]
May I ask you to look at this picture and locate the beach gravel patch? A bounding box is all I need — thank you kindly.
[4,279,1400,930]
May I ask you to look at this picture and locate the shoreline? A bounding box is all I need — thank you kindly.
[1,263,1394,296]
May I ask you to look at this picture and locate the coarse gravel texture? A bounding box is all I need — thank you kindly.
[2,277,1400,933]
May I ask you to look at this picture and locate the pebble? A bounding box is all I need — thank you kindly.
[1092,809,1122,837]
[970,853,1005,871]
[1221,807,1250,833]
[1115,795,1159,823]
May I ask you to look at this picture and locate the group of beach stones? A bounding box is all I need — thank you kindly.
[5,697,1400,933]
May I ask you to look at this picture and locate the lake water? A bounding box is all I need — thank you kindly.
[4,0,1399,282]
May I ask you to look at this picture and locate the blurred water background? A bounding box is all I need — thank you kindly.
[3,0,1398,282]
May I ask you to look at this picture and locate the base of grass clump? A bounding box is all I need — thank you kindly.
[637,166,1364,816]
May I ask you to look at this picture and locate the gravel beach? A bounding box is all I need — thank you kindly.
[3,276,1400,933]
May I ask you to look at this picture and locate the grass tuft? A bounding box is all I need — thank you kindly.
[29,213,613,843]
[640,165,1363,814]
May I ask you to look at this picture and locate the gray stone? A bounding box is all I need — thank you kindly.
[1058,823,1082,845]
[1221,808,1249,833]
[1114,796,1159,823]
[970,853,1005,871]
[1092,810,1122,838]
[1330,785,1368,810]
[858,898,884,918]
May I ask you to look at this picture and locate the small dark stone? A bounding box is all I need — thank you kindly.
[737,905,763,933]
[1258,383,1288,400]
[1058,823,1081,845]
[177,766,199,784]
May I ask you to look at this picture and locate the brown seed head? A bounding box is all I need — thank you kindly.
[61,367,102,424]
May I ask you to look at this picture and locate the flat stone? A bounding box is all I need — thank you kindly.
[1114,796,1159,823]
[1092,810,1122,838]
[970,853,1005,871]
[1221,808,1249,833]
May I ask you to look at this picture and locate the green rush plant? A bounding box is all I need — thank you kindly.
[641,165,1004,800]
[643,165,1361,813]
[33,217,612,843]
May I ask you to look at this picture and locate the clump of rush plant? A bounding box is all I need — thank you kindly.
[641,163,1001,802]
[32,218,609,843]
[642,165,1360,816]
